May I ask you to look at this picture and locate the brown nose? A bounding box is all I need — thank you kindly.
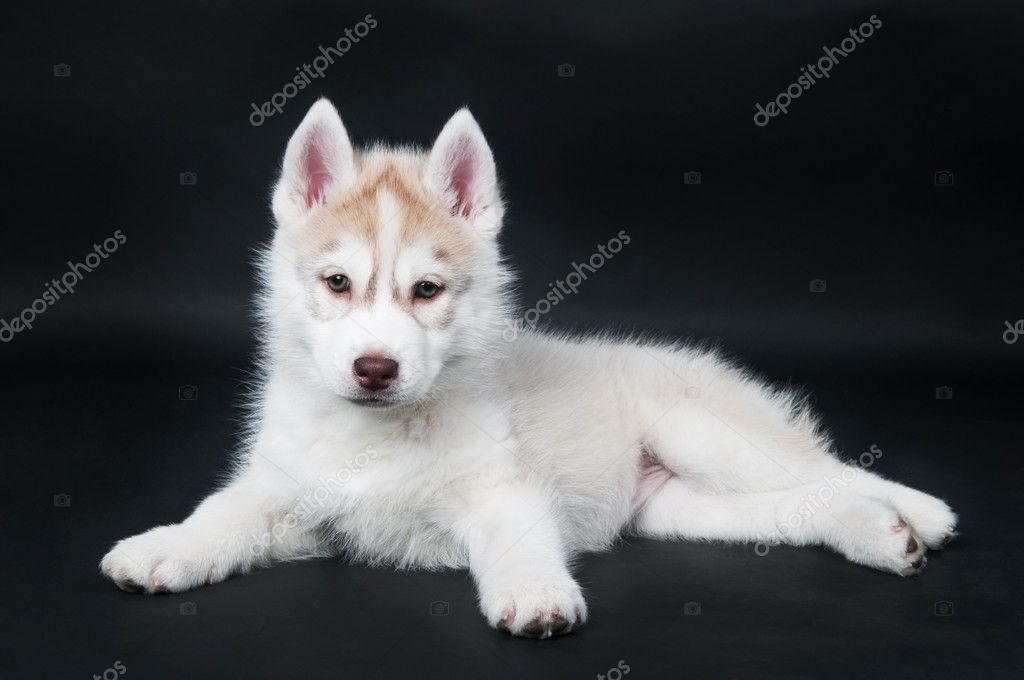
[353,356,399,391]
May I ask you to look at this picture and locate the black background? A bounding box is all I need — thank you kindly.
[3,1,1022,678]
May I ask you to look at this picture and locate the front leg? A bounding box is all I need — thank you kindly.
[100,467,314,593]
[454,481,587,638]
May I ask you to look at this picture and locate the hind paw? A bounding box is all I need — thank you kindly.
[833,497,929,576]
[887,490,958,550]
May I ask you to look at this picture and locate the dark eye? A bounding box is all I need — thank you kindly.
[325,274,350,293]
[414,281,442,299]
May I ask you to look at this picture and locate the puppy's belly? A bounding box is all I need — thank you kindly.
[631,453,676,513]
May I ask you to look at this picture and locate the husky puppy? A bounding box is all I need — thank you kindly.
[102,99,958,638]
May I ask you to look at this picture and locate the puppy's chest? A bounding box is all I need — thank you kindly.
[292,410,518,564]
[303,449,466,567]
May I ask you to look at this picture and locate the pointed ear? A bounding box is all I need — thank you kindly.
[272,99,356,225]
[426,109,503,237]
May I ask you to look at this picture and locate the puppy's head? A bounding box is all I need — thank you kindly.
[264,99,507,408]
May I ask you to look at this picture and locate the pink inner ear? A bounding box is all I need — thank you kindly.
[446,137,478,218]
[301,127,333,209]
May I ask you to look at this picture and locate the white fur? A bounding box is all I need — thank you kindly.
[102,100,958,638]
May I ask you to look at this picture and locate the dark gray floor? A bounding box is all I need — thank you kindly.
[2,368,1021,679]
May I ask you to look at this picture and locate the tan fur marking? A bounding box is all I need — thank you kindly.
[392,276,406,306]
[289,150,481,318]
[293,153,477,267]
[363,266,378,305]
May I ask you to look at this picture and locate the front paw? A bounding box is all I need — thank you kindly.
[481,578,587,639]
[100,524,226,594]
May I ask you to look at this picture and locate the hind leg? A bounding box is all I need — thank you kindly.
[642,392,840,495]
[814,462,958,549]
[633,477,927,576]
[639,383,956,569]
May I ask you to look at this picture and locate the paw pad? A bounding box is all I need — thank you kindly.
[906,535,919,554]
[519,611,572,639]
